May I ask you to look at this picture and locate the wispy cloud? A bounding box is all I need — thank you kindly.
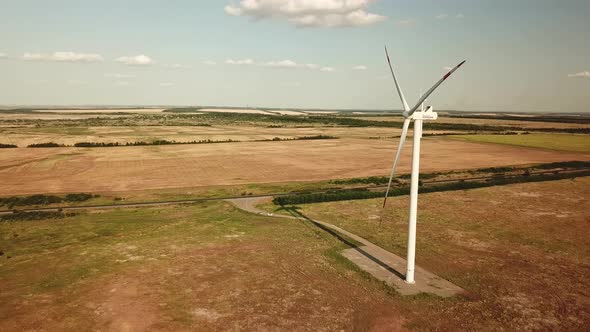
[225,58,255,65]
[163,63,191,69]
[159,82,174,87]
[352,65,367,70]
[116,55,154,66]
[443,66,453,71]
[23,51,103,63]
[265,59,299,68]
[203,60,217,66]
[224,0,386,28]
[0,53,7,59]
[115,81,131,86]
[456,13,464,19]
[568,71,590,78]
[263,59,335,72]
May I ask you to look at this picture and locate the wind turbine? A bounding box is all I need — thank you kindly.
[382,46,466,284]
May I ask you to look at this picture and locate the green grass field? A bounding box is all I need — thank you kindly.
[450,133,590,152]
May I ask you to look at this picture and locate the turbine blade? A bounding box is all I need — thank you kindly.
[407,60,466,116]
[383,118,411,208]
[385,46,410,112]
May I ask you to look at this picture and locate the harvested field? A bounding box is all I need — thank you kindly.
[0,137,588,195]
[0,113,131,120]
[265,178,590,330]
[199,108,276,115]
[34,108,166,113]
[449,133,590,152]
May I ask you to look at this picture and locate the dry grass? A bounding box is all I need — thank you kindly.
[0,202,406,331]
[283,178,590,330]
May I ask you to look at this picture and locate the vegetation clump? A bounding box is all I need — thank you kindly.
[0,211,76,222]
[0,193,97,208]
[274,170,590,205]
[0,143,17,148]
[27,142,64,148]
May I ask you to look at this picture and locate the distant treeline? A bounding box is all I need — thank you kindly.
[27,142,65,148]
[26,135,338,148]
[0,143,17,148]
[369,131,531,140]
[329,161,590,186]
[273,169,590,205]
[0,193,96,208]
[0,211,77,222]
[447,114,590,125]
[162,110,590,134]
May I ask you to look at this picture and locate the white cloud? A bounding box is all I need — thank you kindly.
[116,55,154,66]
[0,53,7,59]
[443,66,453,71]
[456,13,464,19]
[436,14,448,20]
[164,63,192,69]
[262,59,334,72]
[203,60,217,66]
[115,81,130,86]
[105,73,135,79]
[352,65,367,70]
[225,58,255,65]
[159,82,174,87]
[224,0,386,28]
[23,51,103,63]
[568,71,590,78]
[265,59,299,68]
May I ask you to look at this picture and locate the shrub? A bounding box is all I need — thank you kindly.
[0,143,17,148]
[27,142,64,148]
[0,211,76,222]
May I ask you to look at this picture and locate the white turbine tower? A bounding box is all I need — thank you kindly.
[382,46,466,284]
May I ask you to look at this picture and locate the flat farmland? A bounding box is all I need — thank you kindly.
[1,136,588,196]
[1,125,402,147]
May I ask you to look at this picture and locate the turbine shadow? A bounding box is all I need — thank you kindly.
[277,205,406,281]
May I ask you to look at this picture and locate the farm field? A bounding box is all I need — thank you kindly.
[449,133,590,152]
[1,136,588,196]
[259,178,590,330]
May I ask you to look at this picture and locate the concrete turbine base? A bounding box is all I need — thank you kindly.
[227,196,464,298]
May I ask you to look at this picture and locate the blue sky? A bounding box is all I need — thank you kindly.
[0,0,588,112]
